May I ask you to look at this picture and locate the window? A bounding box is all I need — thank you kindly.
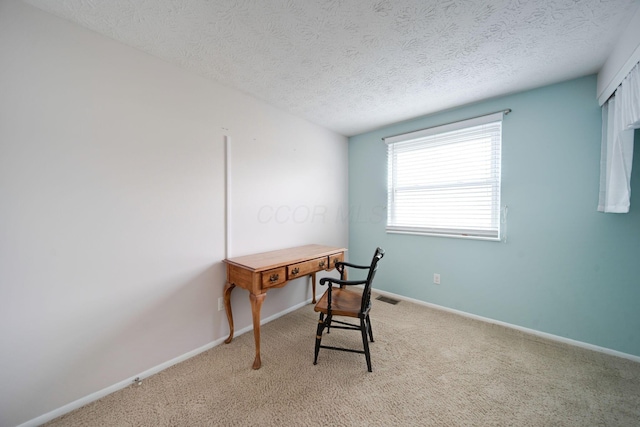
[385,112,505,241]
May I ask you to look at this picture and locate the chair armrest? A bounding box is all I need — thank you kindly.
[335,261,370,270]
[319,277,367,288]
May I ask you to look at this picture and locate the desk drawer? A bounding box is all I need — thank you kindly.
[288,256,327,279]
[261,267,286,289]
[328,252,344,270]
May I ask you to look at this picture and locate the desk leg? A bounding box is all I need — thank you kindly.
[311,273,317,304]
[340,269,348,289]
[223,282,235,344]
[250,292,266,369]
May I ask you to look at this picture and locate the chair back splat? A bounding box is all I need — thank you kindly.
[313,247,385,372]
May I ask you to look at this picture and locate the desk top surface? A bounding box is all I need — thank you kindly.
[224,244,346,272]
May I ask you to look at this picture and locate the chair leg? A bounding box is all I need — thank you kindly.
[314,313,325,365]
[366,314,374,342]
[360,318,372,372]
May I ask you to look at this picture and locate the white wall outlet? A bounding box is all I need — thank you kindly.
[433,273,441,285]
[218,297,224,311]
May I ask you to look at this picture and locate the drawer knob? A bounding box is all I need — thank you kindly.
[291,268,300,276]
[319,260,326,268]
[269,274,279,282]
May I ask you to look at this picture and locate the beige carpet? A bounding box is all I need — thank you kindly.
[46,295,640,426]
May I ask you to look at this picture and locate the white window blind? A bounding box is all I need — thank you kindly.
[385,111,505,241]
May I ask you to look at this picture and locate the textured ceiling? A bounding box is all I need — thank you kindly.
[22,0,640,136]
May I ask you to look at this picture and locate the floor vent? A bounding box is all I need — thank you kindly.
[376,295,400,305]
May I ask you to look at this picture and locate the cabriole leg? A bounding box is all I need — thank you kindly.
[223,282,235,344]
[250,292,266,369]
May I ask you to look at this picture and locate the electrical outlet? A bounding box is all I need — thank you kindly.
[433,273,441,285]
[218,297,224,311]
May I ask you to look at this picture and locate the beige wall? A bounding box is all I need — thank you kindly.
[0,1,348,425]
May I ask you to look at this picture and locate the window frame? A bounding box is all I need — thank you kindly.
[384,111,505,241]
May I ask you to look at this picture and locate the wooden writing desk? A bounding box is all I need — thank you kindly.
[223,244,347,369]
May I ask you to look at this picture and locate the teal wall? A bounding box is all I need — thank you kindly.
[349,75,640,357]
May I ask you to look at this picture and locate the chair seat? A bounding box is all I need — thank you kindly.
[314,288,364,318]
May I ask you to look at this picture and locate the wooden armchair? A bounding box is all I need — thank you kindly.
[313,247,384,372]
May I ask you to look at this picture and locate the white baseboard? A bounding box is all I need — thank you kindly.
[372,288,640,364]
[18,298,314,427]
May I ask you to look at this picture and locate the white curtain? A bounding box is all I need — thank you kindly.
[599,61,640,213]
